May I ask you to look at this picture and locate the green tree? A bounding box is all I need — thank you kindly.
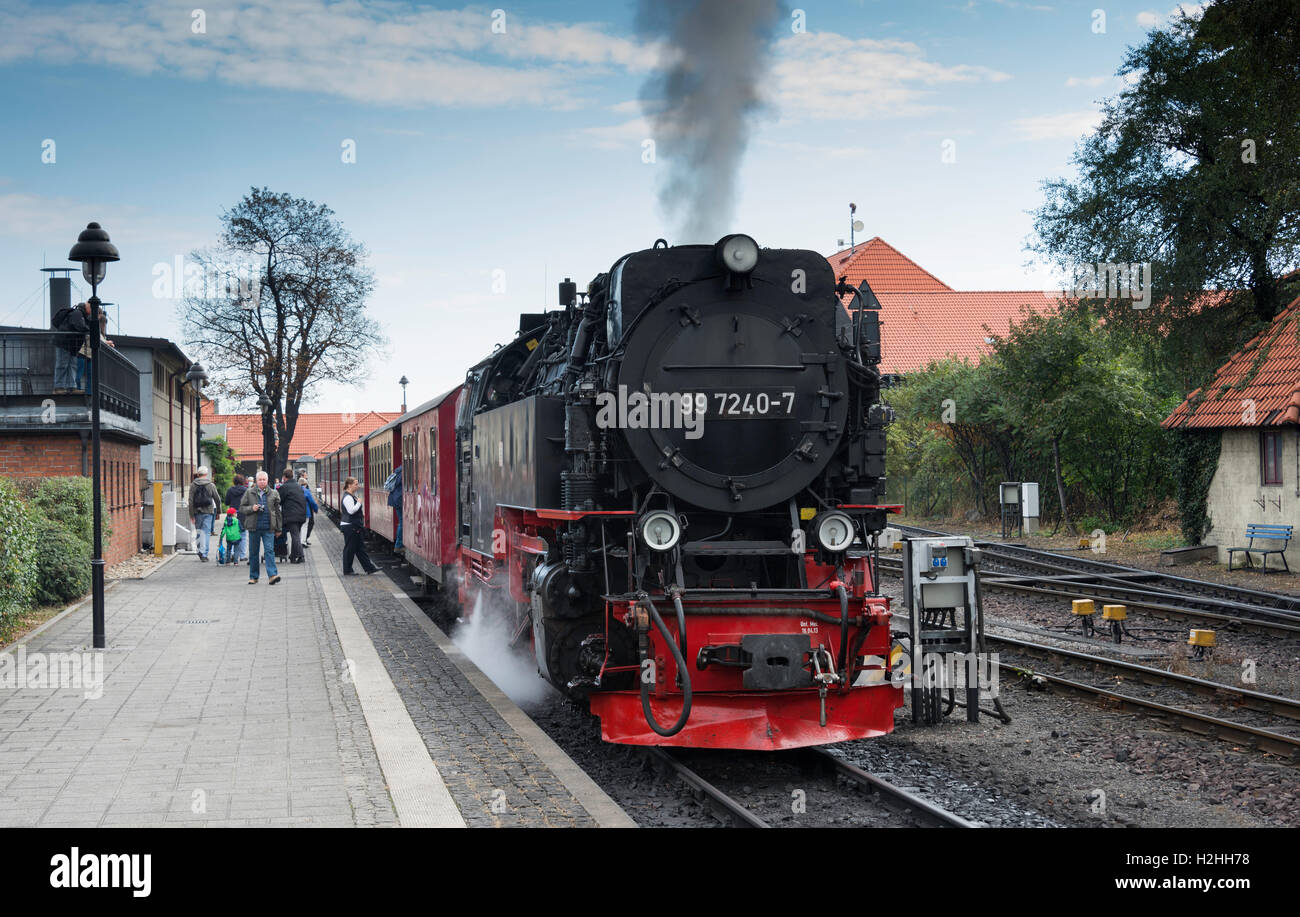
[180,188,388,474]
[889,359,1025,516]
[202,436,237,496]
[988,311,1178,531]
[1031,0,1300,388]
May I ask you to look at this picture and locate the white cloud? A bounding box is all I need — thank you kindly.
[771,32,1012,121]
[1065,76,1107,88]
[1011,109,1103,141]
[2,3,1015,127]
[0,0,657,109]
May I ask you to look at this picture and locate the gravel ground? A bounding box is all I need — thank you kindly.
[107,550,172,580]
[976,584,1300,699]
[875,573,1300,828]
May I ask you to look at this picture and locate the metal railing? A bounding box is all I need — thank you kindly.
[0,329,141,421]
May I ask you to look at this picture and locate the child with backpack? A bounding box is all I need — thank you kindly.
[219,507,242,567]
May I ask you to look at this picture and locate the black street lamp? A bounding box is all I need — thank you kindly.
[256,393,275,475]
[68,222,119,651]
[186,362,208,468]
[399,375,409,413]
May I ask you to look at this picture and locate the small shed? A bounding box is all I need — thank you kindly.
[1163,294,1300,567]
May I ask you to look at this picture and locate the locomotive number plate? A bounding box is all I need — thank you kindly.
[683,389,797,419]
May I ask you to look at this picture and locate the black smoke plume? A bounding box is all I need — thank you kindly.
[637,0,785,242]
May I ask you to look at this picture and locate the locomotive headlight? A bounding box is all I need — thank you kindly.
[641,511,682,552]
[715,234,759,274]
[814,511,855,553]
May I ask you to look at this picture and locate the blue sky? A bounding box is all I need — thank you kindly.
[0,0,1207,414]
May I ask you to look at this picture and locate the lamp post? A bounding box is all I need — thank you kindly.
[257,393,275,475]
[68,222,119,651]
[186,363,208,468]
[399,375,409,413]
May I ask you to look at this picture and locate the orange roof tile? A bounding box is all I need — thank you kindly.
[869,290,1058,375]
[826,238,953,293]
[206,410,402,460]
[1163,295,1300,430]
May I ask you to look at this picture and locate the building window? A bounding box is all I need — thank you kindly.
[1261,430,1283,486]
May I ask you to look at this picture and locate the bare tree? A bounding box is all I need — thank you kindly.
[180,187,386,474]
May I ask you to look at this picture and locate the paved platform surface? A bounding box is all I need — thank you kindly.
[0,517,631,828]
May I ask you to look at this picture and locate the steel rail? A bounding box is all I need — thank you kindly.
[646,748,770,828]
[986,633,1300,723]
[873,556,1300,637]
[801,748,975,828]
[998,664,1300,760]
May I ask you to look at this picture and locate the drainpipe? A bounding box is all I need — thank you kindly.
[168,370,175,485]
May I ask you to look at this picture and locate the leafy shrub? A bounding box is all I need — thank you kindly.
[29,514,91,606]
[0,477,39,625]
[17,476,111,548]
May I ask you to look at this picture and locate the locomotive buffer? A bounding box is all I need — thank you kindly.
[900,536,1010,725]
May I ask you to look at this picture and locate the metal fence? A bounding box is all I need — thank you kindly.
[0,330,141,421]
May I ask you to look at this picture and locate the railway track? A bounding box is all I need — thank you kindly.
[987,633,1300,760]
[647,746,975,828]
[877,527,1300,636]
[893,523,1300,611]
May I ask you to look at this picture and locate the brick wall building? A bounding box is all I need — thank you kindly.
[0,433,142,566]
[0,327,150,569]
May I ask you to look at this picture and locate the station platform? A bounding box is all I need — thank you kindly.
[0,518,632,828]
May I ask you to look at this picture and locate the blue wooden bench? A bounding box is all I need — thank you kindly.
[1227,523,1293,573]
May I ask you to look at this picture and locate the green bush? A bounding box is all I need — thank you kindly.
[202,436,237,496]
[17,476,111,548]
[0,477,39,625]
[29,514,91,606]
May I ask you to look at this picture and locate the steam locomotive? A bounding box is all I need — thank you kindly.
[322,235,902,749]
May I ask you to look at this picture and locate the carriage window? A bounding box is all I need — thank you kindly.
[429,428,437,490]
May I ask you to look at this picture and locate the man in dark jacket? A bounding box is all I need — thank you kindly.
[224,473,249,565]
[51,301,90,393]
[278,469,308,564]
[239,471,282,584]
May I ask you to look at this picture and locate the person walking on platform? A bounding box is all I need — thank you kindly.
[279,468,308,564]
[224,473,249,564]
[239,470,282,585]
[299,471,318,546]
[340,476,378,576]
[188,466,221,562]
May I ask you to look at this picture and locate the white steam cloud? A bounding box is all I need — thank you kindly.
[454,593,555,708]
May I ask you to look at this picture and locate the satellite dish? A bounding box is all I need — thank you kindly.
[852,220,864,232]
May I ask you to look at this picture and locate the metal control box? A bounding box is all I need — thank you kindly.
[909,538,971,609]
[900,535,985,724]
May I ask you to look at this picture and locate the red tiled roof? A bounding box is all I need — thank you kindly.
[1163,295,1300,430]
[826,238,954,293]
[206,410,402,461]
[872,290,1057,375]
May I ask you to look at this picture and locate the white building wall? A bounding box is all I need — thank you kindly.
[1204,427,1300,568]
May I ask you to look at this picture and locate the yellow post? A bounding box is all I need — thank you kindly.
[153,481,163,556]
